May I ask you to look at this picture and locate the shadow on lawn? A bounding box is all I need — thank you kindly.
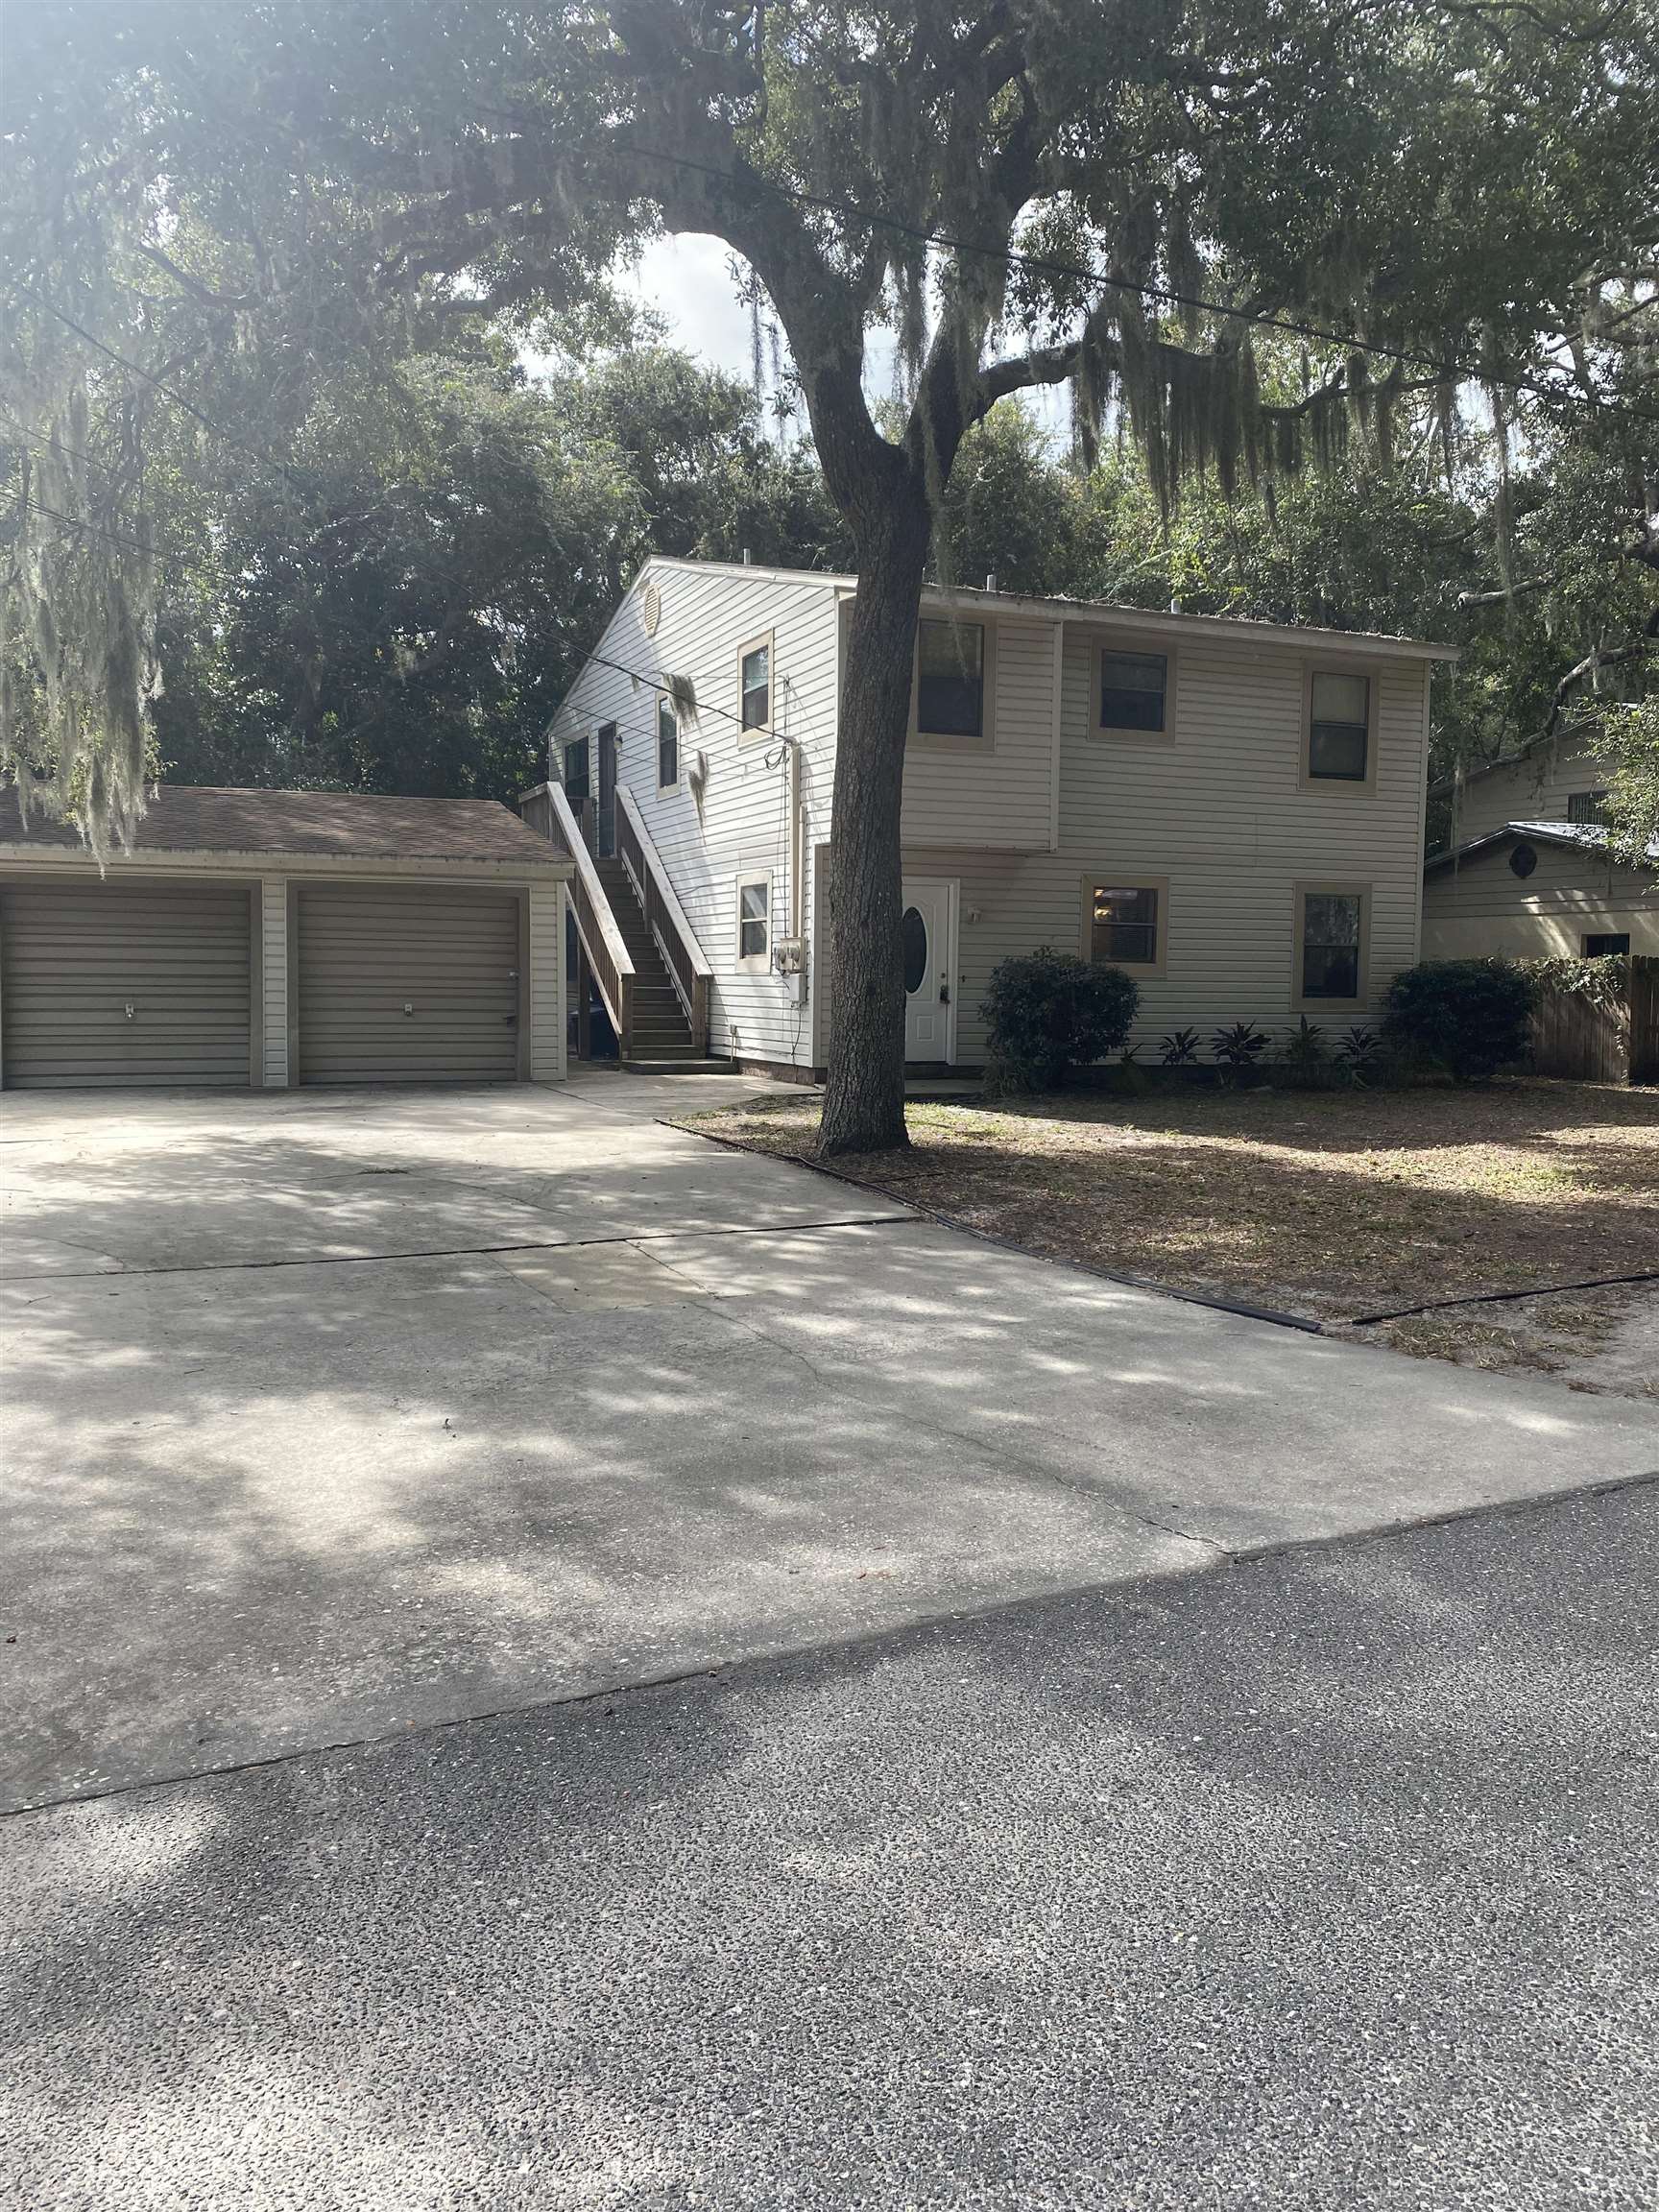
[716,1090,1659,1316]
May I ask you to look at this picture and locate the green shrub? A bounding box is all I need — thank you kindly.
[1277,1015,1334,1089]
[981,948,1140,1092]
[1381,959,1535,1082]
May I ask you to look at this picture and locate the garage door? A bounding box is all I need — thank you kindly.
[297,883,521,1084]
[0,880,252,1090]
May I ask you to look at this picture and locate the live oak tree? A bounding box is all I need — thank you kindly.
[4,1,1654,1147]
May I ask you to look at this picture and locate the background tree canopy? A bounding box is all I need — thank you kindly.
[1,0,1654,1141]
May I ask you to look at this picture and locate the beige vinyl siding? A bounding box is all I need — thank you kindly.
[1422,838,1659,958]
[1446,744,1609,845]
[260,874,289,1087]
[526,881,565,1081]
[901,614,1057,851]
[549,560,840,1066]
[910,632,1431,1062]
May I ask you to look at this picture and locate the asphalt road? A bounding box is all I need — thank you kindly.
[4,1479,1657,2212]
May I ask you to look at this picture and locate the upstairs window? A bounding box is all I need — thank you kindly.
[916,619,986,738]
[1307,671,1371,781]
[739,637,772,733]
[1568,789,1609,826]
[1097,649,1168,733]
[1090,883,1161,968]
[563,736,590,803]
[1299,889,1365,1001]
[657,696,679,791]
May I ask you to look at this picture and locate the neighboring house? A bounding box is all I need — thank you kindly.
[1422,743,1658,959]
[533,556,1455,1078]
[0,786,569,1090]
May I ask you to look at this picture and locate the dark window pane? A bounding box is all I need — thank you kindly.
[741,645,770,730]
[901,905,928,993]
[1091,884,1158,966]
[1584,932,1630,957]
[1099,652,1166,732]
[1303,945,1360,998]
[1568,789,1609,826]
[563,738,589,802]
[658,699,678,787]
[1309,721,1368,779]
[1302,893,1362,998]
[917,620,984,736]
[739,879,769,959]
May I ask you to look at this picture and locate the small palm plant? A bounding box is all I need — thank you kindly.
[1159,1026,1203,1067]
[1278,1015,1332,1088]
[1335,1024,1383,1085]
[1211,1021,1269,1083]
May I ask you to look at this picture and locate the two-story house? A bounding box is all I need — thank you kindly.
[525,557,1454,1077]
[1423,740,1659,961]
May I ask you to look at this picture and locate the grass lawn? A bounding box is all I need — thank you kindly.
[682,1080,1659,1385]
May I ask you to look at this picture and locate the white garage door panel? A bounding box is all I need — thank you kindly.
[0,883,252,1089]
[297,884,520,1084]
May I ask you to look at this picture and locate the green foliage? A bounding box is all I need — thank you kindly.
[1212,1021,1270,1073]
[1520,953,1630,1015]
[1382,960,1536,1083]
[1335,1025,1384,1083]
[1277,1016,1334,1089]
[141,346,843,800]
[1599,700,1659,873]
[1159,1027,1203,1067]
[981,948,1140,1094]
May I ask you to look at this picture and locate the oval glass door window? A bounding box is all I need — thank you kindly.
[901,905,928,993]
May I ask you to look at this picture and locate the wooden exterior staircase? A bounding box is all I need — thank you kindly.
[518,780,718,1071]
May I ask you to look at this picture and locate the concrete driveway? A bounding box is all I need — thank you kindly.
[3,1072,1656,1813]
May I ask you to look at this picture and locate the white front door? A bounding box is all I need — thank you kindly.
[901,878,953,1063]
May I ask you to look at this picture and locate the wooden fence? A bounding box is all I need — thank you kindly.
[1530,955,1659,1083]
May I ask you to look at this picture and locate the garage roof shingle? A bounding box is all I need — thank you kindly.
[0,784,559,864]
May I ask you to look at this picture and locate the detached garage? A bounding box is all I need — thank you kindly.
[0,786,570,1092]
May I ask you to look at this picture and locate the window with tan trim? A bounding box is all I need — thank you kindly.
[912,618,995,749]
[1092,639,1175,739]
[1080,874,1167,975]
[1294,883,1370,1008]
[1303,665,1377,788]
[735,873,772,969]
[738,633,774,739]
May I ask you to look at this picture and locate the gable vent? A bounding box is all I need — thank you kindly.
[641,581,661,636]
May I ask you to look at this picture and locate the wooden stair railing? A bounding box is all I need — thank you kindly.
[518,781,635,1055]
[615,785,713,1053]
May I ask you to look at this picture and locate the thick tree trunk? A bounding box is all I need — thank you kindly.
[818,493,931,1155]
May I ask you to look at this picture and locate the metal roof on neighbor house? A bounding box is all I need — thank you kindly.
[1423,819,1659,872]
[0,785,562,865]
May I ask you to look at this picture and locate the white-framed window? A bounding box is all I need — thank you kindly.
[1095,644,1172,735]
[656,694,680,791]
[738,633,773,737]
[915,618,988,741]
[1081,875,1166,974]
[1294,883,1369,1007]
[563,734,590,803]
[735,873,772,968]
[1304,667,1375,785]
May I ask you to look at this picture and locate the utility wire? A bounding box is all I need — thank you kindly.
[601,136,1659,424]
[7,280,309,490]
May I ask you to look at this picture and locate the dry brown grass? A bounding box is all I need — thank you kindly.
[681,1079,1659,1324]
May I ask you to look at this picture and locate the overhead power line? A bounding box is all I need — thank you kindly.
[602,136,1659,425]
